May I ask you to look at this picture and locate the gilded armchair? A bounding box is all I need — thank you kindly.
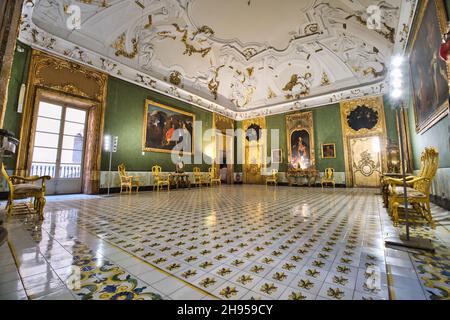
[193,167,208,187]
[152,165,170,191]
[385,148,439,228]
[321,168,335,188]
[118,164,140,193]
[208,167,221,187]
[265,169,278,186]
[1,163,50,219]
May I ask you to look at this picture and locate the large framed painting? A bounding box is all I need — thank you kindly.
[409,0,449,133]
[142,99,195,154]
[286,112,315,169]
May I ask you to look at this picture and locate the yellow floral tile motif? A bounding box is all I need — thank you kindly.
[288,292,307,300]
[262,257,274,264]
[282,263,296,271]
[333,276,348,286]
[185,256,198,262]
[166,263,181,271]
[181,269,197,279]
[237,275,253,285]
[327,287,345,300]
[250,265,265,274]
[231,259,244,267]
[219,286,238,299]
[298,279,315,290]
[199,261,213,269]
[306,269,320,278]
[199,277,217,288]
[260,283,278,295]
[312,260,325,268]
[272,272,287,282]
[217,268,232,276]
[336,266,351,274]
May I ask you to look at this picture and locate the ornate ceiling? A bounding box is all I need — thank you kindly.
[19,0,418,119]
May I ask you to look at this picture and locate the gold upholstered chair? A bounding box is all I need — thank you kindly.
[321,168,335,188]
[193,167,208,187]
[265,169,278,186]
[152,165,170,191]
[118,164,140,193]
[386,148,439,228]
[208,166,221,187]
[1,163,51,219]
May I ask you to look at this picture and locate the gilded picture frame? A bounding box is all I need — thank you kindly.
[142,99,195,154]
[408,0,449,134]
[286,112,315,169]
[321,143,336,159]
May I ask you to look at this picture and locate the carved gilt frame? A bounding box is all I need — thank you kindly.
[285,111,315,168]
[16,50,107,194]
[408,0,449,134]
[340,96,388,187]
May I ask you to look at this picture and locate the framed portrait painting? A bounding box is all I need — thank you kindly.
[142,99,195,154]
[409,0,449,133]
[271,149,282,164]
[286,112,315,169]
[321,143,336,159]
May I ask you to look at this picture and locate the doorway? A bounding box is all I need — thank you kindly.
[30,100,87,195]
[349,136,382,187]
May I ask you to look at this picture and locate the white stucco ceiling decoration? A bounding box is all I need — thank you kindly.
[19,0,418,120]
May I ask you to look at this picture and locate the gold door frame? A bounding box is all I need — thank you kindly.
[16,50,107,194]
[340,96,388,187]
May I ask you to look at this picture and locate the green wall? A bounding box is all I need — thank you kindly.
[264,104,347,173]
[2,42,30,169]
[238,100,398,174]
[102,77,213,172]
[406,101,450,170]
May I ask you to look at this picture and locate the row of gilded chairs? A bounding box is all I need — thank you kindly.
[265,168,336,188]
[118,164,222,193]
[381,147,439,228]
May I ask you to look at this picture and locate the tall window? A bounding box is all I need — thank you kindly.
[31,101,86,179]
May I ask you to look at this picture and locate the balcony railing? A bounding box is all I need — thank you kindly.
[31,163,81,178]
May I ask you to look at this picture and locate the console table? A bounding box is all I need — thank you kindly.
[287,168,319,187]
[169,173,191,189]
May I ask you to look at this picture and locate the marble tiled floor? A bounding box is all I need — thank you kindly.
[0,185,448,300]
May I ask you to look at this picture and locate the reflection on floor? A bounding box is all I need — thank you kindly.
[0,186,449,300]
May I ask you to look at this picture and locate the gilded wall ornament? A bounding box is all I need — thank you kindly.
[169,70,182,86]
[112,33,138,59]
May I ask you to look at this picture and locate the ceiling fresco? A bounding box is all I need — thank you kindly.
[19,0,418,119]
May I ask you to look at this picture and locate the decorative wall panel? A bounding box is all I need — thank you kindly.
[340,96,388,187]
[16,50,107,194]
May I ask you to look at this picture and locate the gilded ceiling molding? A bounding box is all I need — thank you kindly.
[18,0,418,120]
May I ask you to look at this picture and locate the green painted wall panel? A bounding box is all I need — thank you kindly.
[407,99,450,170]
[312,104,345,172]
[2,42,30,169]
[102,77,213,172]
[383,95,399,145]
